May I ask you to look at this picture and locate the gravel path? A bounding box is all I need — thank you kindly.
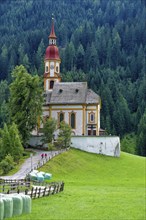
[0,149,66,180]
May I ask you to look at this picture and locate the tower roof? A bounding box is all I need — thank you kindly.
[49,18,57,39]
[45,45,60,60]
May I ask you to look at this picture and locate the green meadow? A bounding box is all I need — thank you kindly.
[11,149,145,220]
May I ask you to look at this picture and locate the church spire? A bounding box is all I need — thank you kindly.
[49,16,57,45]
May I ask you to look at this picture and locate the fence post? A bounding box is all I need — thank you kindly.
[43,187,47,197]
[31,187,34,198]
[38,188,41,198]
[60,182,64,192]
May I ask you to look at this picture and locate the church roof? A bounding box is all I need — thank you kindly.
[45,82,100,105]
[86,89,100,104]
[45,45,60,60]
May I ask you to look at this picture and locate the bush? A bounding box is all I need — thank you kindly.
[54,137,64,149]
[0,160,10,174]
[57,121,72,148]
[0,154,16,174]
[121,133,137,154]
[48,143,55,151]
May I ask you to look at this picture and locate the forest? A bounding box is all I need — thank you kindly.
[0,0,145,156]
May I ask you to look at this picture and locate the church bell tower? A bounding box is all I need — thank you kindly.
[44,17,61,91]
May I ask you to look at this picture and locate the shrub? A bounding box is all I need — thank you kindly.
[54,137,64,149]
[48,143,55,151]
[121,133,137,154]
[0,154,16,174]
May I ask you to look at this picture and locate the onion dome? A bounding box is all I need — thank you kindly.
[45,45,60,60]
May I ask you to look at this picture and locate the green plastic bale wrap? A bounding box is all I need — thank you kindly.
[20,194,31,214]
[11,194,23,216]
[44,173,52,180]
[0,198,4,220]
[2,197,13,218]
[36,173,44,182]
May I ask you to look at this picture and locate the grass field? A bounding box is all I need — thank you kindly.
[11,149,145,220]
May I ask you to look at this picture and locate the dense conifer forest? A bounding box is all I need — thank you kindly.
[0,0,145,155]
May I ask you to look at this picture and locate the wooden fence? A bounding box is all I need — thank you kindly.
[0,179,64,199]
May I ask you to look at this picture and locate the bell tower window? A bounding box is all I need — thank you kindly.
[46,66,48,73]
[50,80,54,89]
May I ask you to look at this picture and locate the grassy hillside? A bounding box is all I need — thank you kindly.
[11,149,145,220]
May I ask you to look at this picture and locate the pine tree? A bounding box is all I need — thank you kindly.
[137,111,146,156]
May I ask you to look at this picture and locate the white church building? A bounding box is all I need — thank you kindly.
[31,19,120,157]
[42,18,101,136]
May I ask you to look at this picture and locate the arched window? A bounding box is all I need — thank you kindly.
[56,66,59,72]
[46,66,48,73]
[91,114,94,122]
[58,112,64,127]
[50,80,54,89]
[60,112,64,123]
[89,112,95,123]
[70,112,76,129]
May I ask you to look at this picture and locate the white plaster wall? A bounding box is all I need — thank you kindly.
[98,106,100,129]
[71,136,120,157]
[51,106,83,135]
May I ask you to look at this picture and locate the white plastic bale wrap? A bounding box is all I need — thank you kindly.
[0,196,4,220]
[11,194,23,216]
[29,172,38,181]
[38,171,45,176]
[20,194,32,214]
[32,170,39,174]
[2,197,13,218]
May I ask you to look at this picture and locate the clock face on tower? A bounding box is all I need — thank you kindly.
[50,64,54,70]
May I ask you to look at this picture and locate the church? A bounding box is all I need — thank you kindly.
[31,19,120,157]
[40,18,101,136]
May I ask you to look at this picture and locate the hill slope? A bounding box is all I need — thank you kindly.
[11,149,145,220]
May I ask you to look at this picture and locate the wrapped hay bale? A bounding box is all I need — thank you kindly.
[29,172,37,181]
[0,198,4,220]
[38,171,45,176]
[44,173,52,180]
[2,197,13,218]
[36,173,44,182]
[20,194,31,214]
[11,194,23,216]
[32,170,38,174]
